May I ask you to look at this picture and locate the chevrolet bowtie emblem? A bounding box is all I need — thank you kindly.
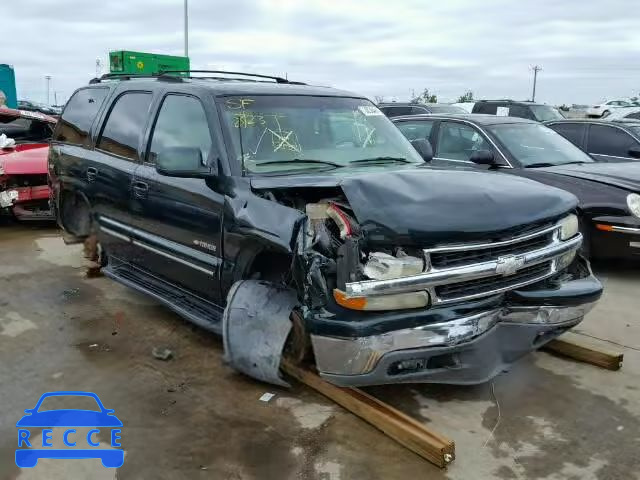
[495,255,525,276]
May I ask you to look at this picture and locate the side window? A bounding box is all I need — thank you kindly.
[96,92,153,161]
[436,122,491,161]
[53,88,109,145]
[410,106,428,115]
[148,95,212,167]
[548,123,585,148]
[627,112,640,119]
[473,103,497,114]
[385,106,413,117]
[587,125,638,158]
[396,121,434,141]
[508,105,534,120]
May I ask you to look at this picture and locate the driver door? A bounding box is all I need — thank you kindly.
[128,93,225,304]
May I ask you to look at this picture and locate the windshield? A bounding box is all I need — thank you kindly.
[529,105,564,122]
[428,105,466,114]
[217,95,424,174]
[488,123,594,167]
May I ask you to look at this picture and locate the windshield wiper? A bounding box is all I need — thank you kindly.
[526,161,586,168]
[253,159,344,169]
[525,162,556,168]
[349,156,413,165]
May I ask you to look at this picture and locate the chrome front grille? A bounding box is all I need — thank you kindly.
[430,232,553,269]
[435,261,553,302]
[345,220,582,306]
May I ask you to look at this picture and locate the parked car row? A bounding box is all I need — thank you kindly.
[46,71,605,389]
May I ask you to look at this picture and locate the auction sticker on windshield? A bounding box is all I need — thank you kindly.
[15,391,124,468]
[358,105,384,116]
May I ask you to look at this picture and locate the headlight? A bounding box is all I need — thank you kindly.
[363,252,424,280]
[627,193,640,218]
[559,214,579,240]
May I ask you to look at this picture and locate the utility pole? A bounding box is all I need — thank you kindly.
[530,65,542,102]
[184,0,189,57]
[96,58,102,78]
[45,75,52,105]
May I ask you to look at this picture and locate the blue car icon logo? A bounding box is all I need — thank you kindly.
[16,391,123,468]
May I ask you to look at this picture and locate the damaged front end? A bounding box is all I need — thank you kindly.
[223,173,602,387]
[0,108,56,221]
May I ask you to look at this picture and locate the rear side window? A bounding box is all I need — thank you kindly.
[97,92,153,161]
[587,125,639,158]
[53,88,108,145]
[548,123,585,148]
[473,103,497,114]
[148,95,212,166]
[381,106,413,117]
[507,105,534,120]
[396,120,434,141]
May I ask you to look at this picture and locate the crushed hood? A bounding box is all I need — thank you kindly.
[0,144,49,175]
[251,168,577,245]
[538,162,640,192]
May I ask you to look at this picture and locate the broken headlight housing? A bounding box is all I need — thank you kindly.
[363,251,424,280]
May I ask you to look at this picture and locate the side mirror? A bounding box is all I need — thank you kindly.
[411,139,433,162]
[156,147,214,178]
[469,149,497,165]
[628,146,640,159]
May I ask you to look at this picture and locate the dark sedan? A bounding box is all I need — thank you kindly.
[545,119,640,162]
[378,102,466,118]
[393,113,640,260]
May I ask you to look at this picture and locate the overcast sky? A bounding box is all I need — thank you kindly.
[5,0,640,105]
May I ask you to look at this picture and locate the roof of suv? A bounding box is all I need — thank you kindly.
[392,113,536,126]
[89,76,363,98]
[475,99,546,106]
[544,118,640,127]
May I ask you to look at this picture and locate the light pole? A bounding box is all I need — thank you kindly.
[45,75,52,106]
[184,0,189,57]
[530,65,541,102]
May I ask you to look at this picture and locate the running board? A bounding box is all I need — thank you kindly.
[103,261,223,334]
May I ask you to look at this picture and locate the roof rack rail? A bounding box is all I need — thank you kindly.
[89,72,183,84]
[158,70,305,84]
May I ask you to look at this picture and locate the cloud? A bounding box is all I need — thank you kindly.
[3,0,639,105]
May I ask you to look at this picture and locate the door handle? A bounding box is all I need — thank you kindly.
[86,167,98,182]
[132,181,149,198]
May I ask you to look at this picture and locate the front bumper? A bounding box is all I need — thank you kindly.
[310,259,602,386]
[0,185,53,220]
[591,215,640,260]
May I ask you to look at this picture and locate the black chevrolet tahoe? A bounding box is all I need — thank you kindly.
[49,71,602,387]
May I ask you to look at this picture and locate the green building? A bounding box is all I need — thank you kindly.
[0,64,18,108]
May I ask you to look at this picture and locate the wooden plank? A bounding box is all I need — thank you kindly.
[282,360,455,468]
[542,333,623,371]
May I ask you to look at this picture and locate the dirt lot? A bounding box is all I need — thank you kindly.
[1,223,639,480]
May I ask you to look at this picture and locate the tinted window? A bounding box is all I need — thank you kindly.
[53,88,108,145]
[410,106,429,115]
[426,105,466,114]
[436,122,491,161]
[548,123,585,148]
[381,106,413,117]
[507,105,535,120]
[148,95,212,167]
[96,92,152,161]
[587,125,638,158]
[473,103,497,114]
[529,105,564,121]
[627,112,640,119]
[396,120,434,141]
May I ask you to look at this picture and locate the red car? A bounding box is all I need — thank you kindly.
[0,107,56,220]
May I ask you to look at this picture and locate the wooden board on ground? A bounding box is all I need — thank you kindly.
[542,331,623,371]
[282,360,455,468]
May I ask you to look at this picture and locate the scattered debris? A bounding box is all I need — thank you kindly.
[89,343,98,348]
[152,347,173,361]
[259,392,276,402]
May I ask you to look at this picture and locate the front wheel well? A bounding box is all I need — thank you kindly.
[246,250,293,284]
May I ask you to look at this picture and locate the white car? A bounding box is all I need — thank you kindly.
[586,100,633,118]
[603,106,640,121]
